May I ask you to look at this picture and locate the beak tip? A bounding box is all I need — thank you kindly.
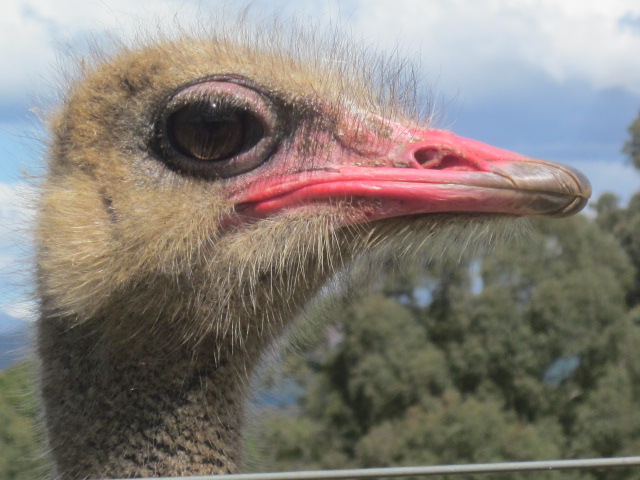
[560,164,592,216]
[552,194,591,217]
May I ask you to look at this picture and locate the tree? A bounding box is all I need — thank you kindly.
[0,361,48,480]
[254,214,640,480]
[624,109,640,169]
[594,192,640,305]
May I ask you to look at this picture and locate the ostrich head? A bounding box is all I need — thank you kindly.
[36,24,590,478]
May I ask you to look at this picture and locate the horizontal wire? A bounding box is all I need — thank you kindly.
[106,456,640,480]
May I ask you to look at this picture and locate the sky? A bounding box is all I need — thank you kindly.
[1,0,640,321]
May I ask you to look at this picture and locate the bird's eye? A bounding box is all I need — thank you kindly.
[154,80,280,179]
[167,102,264,162]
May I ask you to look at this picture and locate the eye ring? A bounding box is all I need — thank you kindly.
[152,80,281,179]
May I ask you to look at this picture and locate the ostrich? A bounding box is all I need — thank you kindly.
[35,23,590,479]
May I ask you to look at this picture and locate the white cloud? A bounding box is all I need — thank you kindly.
[0,0,206,105]
[1,299,37,321]
[348,0,640,98]
[2,0,639,107]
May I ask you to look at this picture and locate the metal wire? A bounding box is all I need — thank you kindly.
[107,456,640,480]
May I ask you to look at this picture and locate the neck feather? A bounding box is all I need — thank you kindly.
[37,315,263,478]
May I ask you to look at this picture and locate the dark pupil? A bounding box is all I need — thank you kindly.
[167,102,264,161]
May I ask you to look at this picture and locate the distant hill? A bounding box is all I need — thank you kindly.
[0,316,31,370]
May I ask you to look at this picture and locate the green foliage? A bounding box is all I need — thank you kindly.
[624,109,640,169]
[0,361,48,480]
[253,213,640,479]
[595,191,640,304]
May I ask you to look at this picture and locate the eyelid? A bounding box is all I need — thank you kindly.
[165,82,277,134]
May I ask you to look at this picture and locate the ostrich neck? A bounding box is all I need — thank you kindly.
[37,314,265,479]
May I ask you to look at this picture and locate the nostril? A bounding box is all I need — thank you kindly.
[414,148,476,171]
[414,148,440,166]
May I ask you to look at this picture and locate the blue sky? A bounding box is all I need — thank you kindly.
[1,0,640,320]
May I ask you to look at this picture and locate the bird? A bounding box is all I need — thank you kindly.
[34,20,591,479]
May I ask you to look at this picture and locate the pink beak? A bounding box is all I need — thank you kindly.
[232,125,591,226]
